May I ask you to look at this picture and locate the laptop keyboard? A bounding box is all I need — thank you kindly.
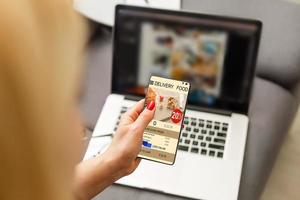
[113,106,128,132]
[114,106,228,159]
[180,117,228,158]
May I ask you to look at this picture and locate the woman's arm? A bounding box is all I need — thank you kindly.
[73,99,155,200]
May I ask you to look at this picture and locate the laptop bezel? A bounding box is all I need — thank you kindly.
[111,5,262,115]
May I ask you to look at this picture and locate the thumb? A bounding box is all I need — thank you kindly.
[133,100,155,132]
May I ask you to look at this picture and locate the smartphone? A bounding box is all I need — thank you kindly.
[138,76,190,165]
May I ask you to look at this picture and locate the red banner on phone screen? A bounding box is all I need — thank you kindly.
[171,108,183,124]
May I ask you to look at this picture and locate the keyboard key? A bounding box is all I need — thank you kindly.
[186,127,191,132]
[201,149,207,155]
[190,134,196,139]
[198,135,203,140]
[209,151,215,156]
[207,124,212,129]
[199,119,204,122]
[201,129,207,134]
[207,120,212,123]
[209,144,224,150]
[209,131,215,135]
[214,138,225,144]
[191,117,196,121]
[182,132,188,137]
[184,120,189,125]
[179,138,183,143]
[223,123,228,126]
[222,126,228,131]
[200,142,206,147]
[214,126,220,130]
[191,147,199,153]
[185,139,190,144]
[199,123,204,127]
[192,141,198,145]
[193,128,199,133]
[217,132,227,137]
[178,145,189,151]
[191,121,197,126]
[217,152,223,158]
[206,137,212,142]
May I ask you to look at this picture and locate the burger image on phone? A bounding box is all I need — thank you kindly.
[167,97,178,110]
[145,85,186,124]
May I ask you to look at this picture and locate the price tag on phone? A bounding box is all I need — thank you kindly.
[171,108,183,124]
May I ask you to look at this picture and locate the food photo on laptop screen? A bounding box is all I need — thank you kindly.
[138,23,227,105]
[139,76,190,165]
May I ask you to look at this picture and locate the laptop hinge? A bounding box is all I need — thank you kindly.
[124,94,143,101]
[187,105,232,116]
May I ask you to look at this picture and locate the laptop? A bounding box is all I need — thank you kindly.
[85,5,262,200]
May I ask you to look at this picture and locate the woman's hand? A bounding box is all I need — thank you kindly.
[103,99,156,176]
[73,99,155,200]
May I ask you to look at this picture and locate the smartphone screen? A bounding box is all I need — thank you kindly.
[138,76,190,165]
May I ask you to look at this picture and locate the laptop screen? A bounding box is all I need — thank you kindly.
[112,5,261,114]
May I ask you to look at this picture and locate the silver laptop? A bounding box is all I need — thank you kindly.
[85,5,262,200]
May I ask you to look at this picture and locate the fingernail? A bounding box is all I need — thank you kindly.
[147,101,155,111]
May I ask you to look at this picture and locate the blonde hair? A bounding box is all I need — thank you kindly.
[0,0,87,199]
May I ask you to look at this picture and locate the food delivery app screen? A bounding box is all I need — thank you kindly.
[138,76,190,164]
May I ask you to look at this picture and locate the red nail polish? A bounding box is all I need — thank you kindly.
[147,101,155,111]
